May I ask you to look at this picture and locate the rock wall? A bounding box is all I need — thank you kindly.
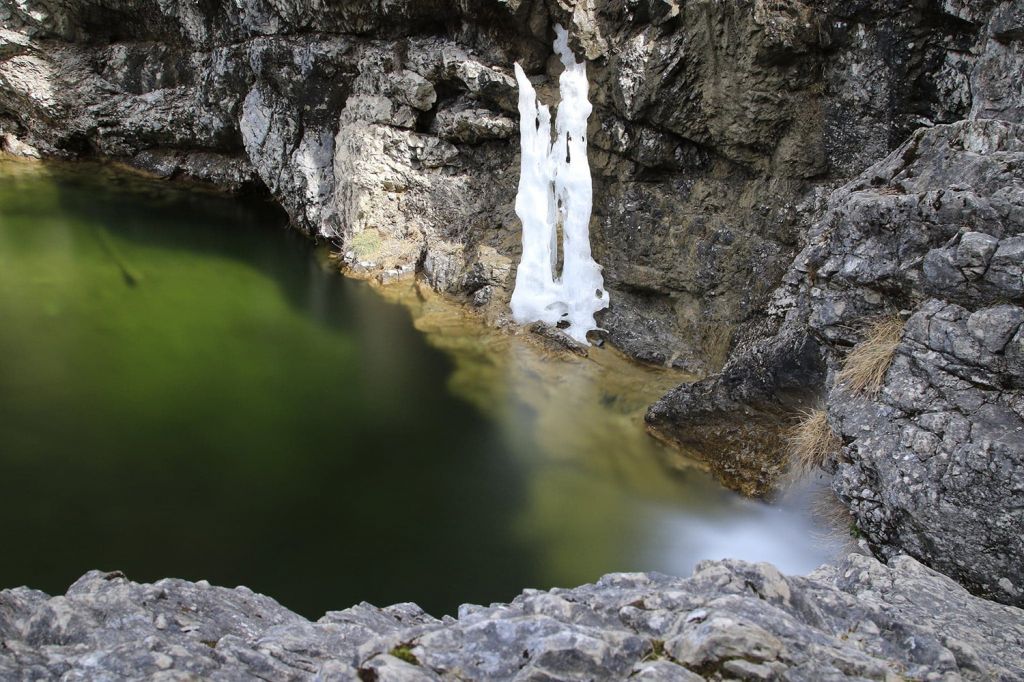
[3,556,1023,680]
[649,110,1024,604]
[645,0,1024,607]
[823,120,1024,607]
[2,0,1012,373]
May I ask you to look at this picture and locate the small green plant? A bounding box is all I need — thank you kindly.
[389,644,419,665]
[642,639,667,662]
[787,409,841,473]
[836,315,904,396]
[350,229,382,261]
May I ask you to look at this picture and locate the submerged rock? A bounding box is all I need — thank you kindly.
[2,556,1022,680]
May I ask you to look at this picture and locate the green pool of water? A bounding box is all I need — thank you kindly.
[0,159,845,618]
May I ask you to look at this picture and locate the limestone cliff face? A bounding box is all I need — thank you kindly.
[1,0,1010,372]
[646,19,1024,608]
[3,0,1024,608]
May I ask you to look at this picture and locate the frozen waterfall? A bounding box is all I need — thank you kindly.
[509,25,609,346]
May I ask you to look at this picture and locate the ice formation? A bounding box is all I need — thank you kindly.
[510,25,609,345]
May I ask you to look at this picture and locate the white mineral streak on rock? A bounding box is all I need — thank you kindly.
[510,25,609,345]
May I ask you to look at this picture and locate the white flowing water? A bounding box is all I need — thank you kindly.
[510,26,609,345]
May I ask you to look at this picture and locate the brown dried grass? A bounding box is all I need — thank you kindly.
[836,315,904,396]
[787,409,841,473]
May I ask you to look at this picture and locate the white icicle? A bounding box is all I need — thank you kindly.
[509,25,609,345]
[510,63,562,327]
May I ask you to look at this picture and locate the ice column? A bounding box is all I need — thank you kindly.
[509,25,609,345]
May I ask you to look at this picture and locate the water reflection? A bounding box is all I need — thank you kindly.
[374,283,851,588]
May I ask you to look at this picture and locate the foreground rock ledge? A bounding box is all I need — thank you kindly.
[2,555,1022,681]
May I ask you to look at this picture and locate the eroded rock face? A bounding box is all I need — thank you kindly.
[789,119,1024,608]
[786,121,1024,604]
[646,0,1024,458]
[651,118,1024,604]
[3,0,1020,374]
[329,39,520,297]
[646,327,826,497]
[2,556,1023,680]
[833,299,1024,607]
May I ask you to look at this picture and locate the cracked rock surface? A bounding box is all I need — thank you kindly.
[2,554,1023,681]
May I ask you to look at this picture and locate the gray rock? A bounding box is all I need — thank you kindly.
[651,118,1024,605]
[7,0,1024,375]
[630,660,704,681]
[433,106,516,144]
[130,149,259,191]
[832,299,1024,607]
[2,556,1022,680]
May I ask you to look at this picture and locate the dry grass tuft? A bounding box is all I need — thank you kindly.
[349,229,382,261]
[787,409,841,473]
[836,315,904,396]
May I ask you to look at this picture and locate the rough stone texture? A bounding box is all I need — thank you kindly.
[646,327,826,497]
[789,119,1024,608]
[788,120,1024,347]
[651,118,1024,605]
[832,299,1024,608]
[328,39,520,301]
[4,0,1023,374]
[638,0,1024,505]
[2,555,1023,680]
[790,120,1024,603]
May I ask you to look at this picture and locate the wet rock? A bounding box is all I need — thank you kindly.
[599,289,698,371]
[422,241,465,292]
[527,322,590,357]
[130,149,259,191]
[0,130,37,157]
[646,326,825,497]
